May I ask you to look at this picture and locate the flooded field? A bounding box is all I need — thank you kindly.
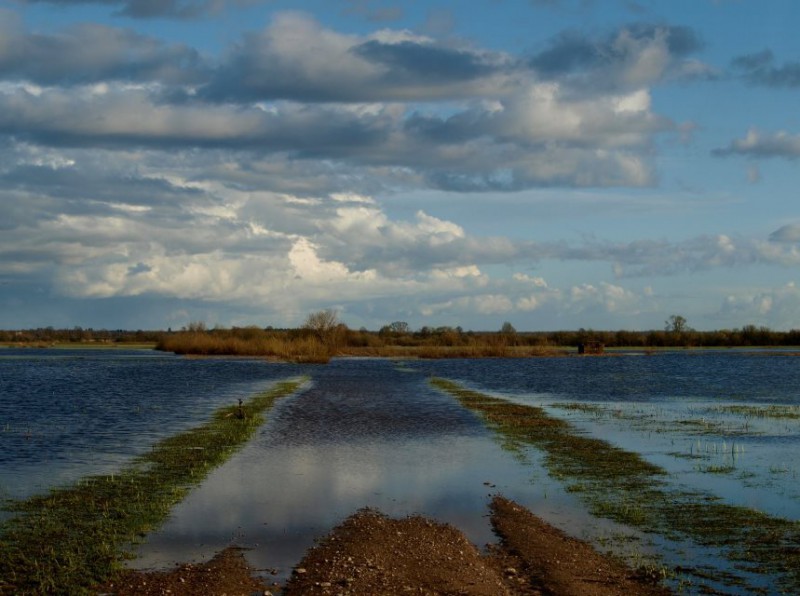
[0,348,305,503]
[2,348,799,593]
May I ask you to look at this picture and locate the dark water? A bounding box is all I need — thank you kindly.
[2,349,799,592]
[0,348,305,500]
[267,360,481,445]
[403,350,800,404]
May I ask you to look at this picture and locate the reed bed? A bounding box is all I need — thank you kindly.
[158,332,332,363]
[159,328,567,362]
[0,378,306,595]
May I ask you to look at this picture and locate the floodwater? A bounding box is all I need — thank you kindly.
[2,348,799,593]
[130,359,552,579]
[0,348,304,501]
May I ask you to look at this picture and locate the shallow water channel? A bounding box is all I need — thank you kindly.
[130,358,556,581]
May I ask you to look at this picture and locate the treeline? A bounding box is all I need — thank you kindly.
[0,327,163,344]
[357,324,800,349]
[4,318,800,357]
[152,321,800,363]
[536,325,800,348]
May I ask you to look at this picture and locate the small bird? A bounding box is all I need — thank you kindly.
[235,398,246,420]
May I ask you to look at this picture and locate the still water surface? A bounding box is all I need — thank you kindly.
[132,359,553,579]
[0,348,304,501]
[2,348,799,592]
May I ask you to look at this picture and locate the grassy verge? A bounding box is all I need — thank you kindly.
[0,378,306,595]
[431,378,800,593]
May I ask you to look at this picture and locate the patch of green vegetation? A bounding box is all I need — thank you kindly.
[431,378,663,488]
[432,377,800,593]
[668,451,709,461]
[712,404,800,420]
[645,413,752,438]
[551,402,608,415]
[555,400,758,438]
[0,378,306,595]
[564,482,589,493]
[695,464,737,474]
[592,497,650,526]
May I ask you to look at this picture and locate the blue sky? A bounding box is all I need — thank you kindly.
[1,0,799,331]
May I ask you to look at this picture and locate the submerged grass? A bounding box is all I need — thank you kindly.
[431,379,663,490]
[711,404,800,420]
[553,401,757,437]
[432,377,800,593]
[0,378,306,595]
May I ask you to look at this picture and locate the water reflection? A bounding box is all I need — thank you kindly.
[407,351,800,404]
[131,360,545,579]
[6,351,799,591]
[406,355,800,520]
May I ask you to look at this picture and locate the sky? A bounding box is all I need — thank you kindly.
[0,0,799,332]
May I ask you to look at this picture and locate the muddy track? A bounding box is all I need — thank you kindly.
[100,496,670,596]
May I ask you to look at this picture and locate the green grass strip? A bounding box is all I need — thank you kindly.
[432,377,800,593]
[0,377,306,595]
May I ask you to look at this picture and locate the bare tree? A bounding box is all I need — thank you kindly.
[304,309,341,347]
[186,321,207,332]
[500,321,517,335]
[390,321,410,334]
[665,315,688,334]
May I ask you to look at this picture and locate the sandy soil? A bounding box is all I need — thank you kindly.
[99,496,671,595]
